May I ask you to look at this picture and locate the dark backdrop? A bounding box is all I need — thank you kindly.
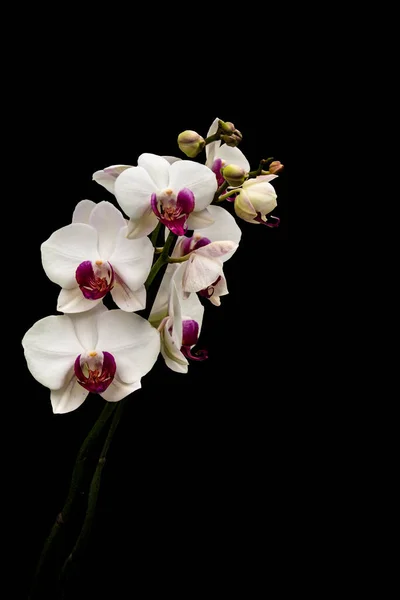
[19,101,289,597]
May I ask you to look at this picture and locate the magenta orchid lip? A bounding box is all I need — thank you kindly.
[74,351,117,394]
[151,187,195,236]
[75,260,114,300]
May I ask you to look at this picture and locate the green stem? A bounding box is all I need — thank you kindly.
[29,402,117,597]
[248,157,274,178]
[204,132,220,145]
[145,232,176,289]
[213,180,228,203]
[150,222,162,247]
[216,189,239,203]
[60,400,127,586]
[167,253,191,264]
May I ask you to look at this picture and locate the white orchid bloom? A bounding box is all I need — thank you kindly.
[150,265,206,373]
[205,117,250,186]
[107,153,217,239]
[234,175,280,227]
[41,200,154,313]
[22,305,160,413]
[174,205,241,306]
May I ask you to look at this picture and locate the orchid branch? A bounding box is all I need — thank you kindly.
[29,401,117,598]
[150,221,162,247]
[60,399,128,590]
[145,231,177,289]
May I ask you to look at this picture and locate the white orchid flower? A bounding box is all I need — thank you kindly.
[22,304,160,414]
[105,153,217,239]
[205,117,250,186]
[174,205,241,306]
[150,265,206,373]
[41,200,154,313]
[234,175,280,227]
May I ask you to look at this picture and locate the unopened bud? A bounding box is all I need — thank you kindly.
[268,161,284,174]
[218,120,236,134]
[222,164,247,187]
[177,130,205,158]
[220,132,242,147]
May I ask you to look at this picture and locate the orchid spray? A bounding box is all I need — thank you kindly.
[24,117,284,597]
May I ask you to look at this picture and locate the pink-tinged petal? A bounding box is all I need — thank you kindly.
[243,174,278,187]
[88,202,126,258]
[57,287,102,314]
[22,315,82,390]
[137,153,170,189]
[168,161,217,211]
[110,280,146,312]
[234,190,258,223]
[254,215,280,227]
[114,166,158,220]
[181,346,208,361]
[194,241,238,260]
[51,371,89,414]
[211,158,225,186]
[151,192,161,219]
[72,200,96,224]
[41,224,99,288]
[182,254,223,293]
[93,165,132,195]
[176,188,195,214]
[192,205,241,262]
[100,376,141,402]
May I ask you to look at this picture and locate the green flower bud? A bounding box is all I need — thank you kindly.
[222,164,248,187]
[177,130,205,158]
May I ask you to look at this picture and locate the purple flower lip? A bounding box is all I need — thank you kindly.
[180,235,212,256]
[181,346,208,362]
[74,351,116,394]
[151,188,195,236]
[76,260,114,300]
[254,214,280,227]
[199,276,222,299]
[180,319,208,362]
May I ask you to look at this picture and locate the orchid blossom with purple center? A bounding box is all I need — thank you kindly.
[41,200,154,313]
[22,305,160,413]
[94,154,217,239]
[233,175,280,227]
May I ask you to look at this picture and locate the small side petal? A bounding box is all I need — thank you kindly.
[110,281,146,312]
[186,208,215,230]
[126,211,159,239]
[193,205,242,261]
[182,254,223,293]
[93,165,132,195]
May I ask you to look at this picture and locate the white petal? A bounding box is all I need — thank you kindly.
[215,145,250,172]
[57,287,102,314]
[186,208,215,230]
[205,117,221,166]
[194,240,238,260]
[162,156,182,165]
[168,161,217,211]
[193,205,241,262]
[88,201,126,259]
[100,376,141,402]
[181,292,205,334]
[137,153,170,189]
[126,210,159,239]
[110,281,146,312]
[209,274,228,306]
[22,315,82,390]
[41,224,99,288]
[114,166,157,220]
[96,310,160,383]
[160,325,188,374]
[110,226,153,290]
[51,371,88,414]
[72,200,96,224]
[93,165,132,195]
[149,264,178,326]
[182,254,223,293]
[69,303,108,349]
[243,174,278,187]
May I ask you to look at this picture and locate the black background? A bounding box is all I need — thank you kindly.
[18,97,289,596]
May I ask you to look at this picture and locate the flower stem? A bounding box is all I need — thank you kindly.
[216,189,239,202]
[213,180,228,203]
[29,401,117,598]
[145,232,177,289]
[204,132,220,144]
[150,222,162,247]
[248,157,274,178]
[167,253,191,264]
[60,399,127,588]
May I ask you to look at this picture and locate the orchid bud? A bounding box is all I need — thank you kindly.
[177,130,205,158]
[234,176,278,225]
[220,132,243,147]
[218,120,236,134]
[222,164,247,187]
[268,161,284,174]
